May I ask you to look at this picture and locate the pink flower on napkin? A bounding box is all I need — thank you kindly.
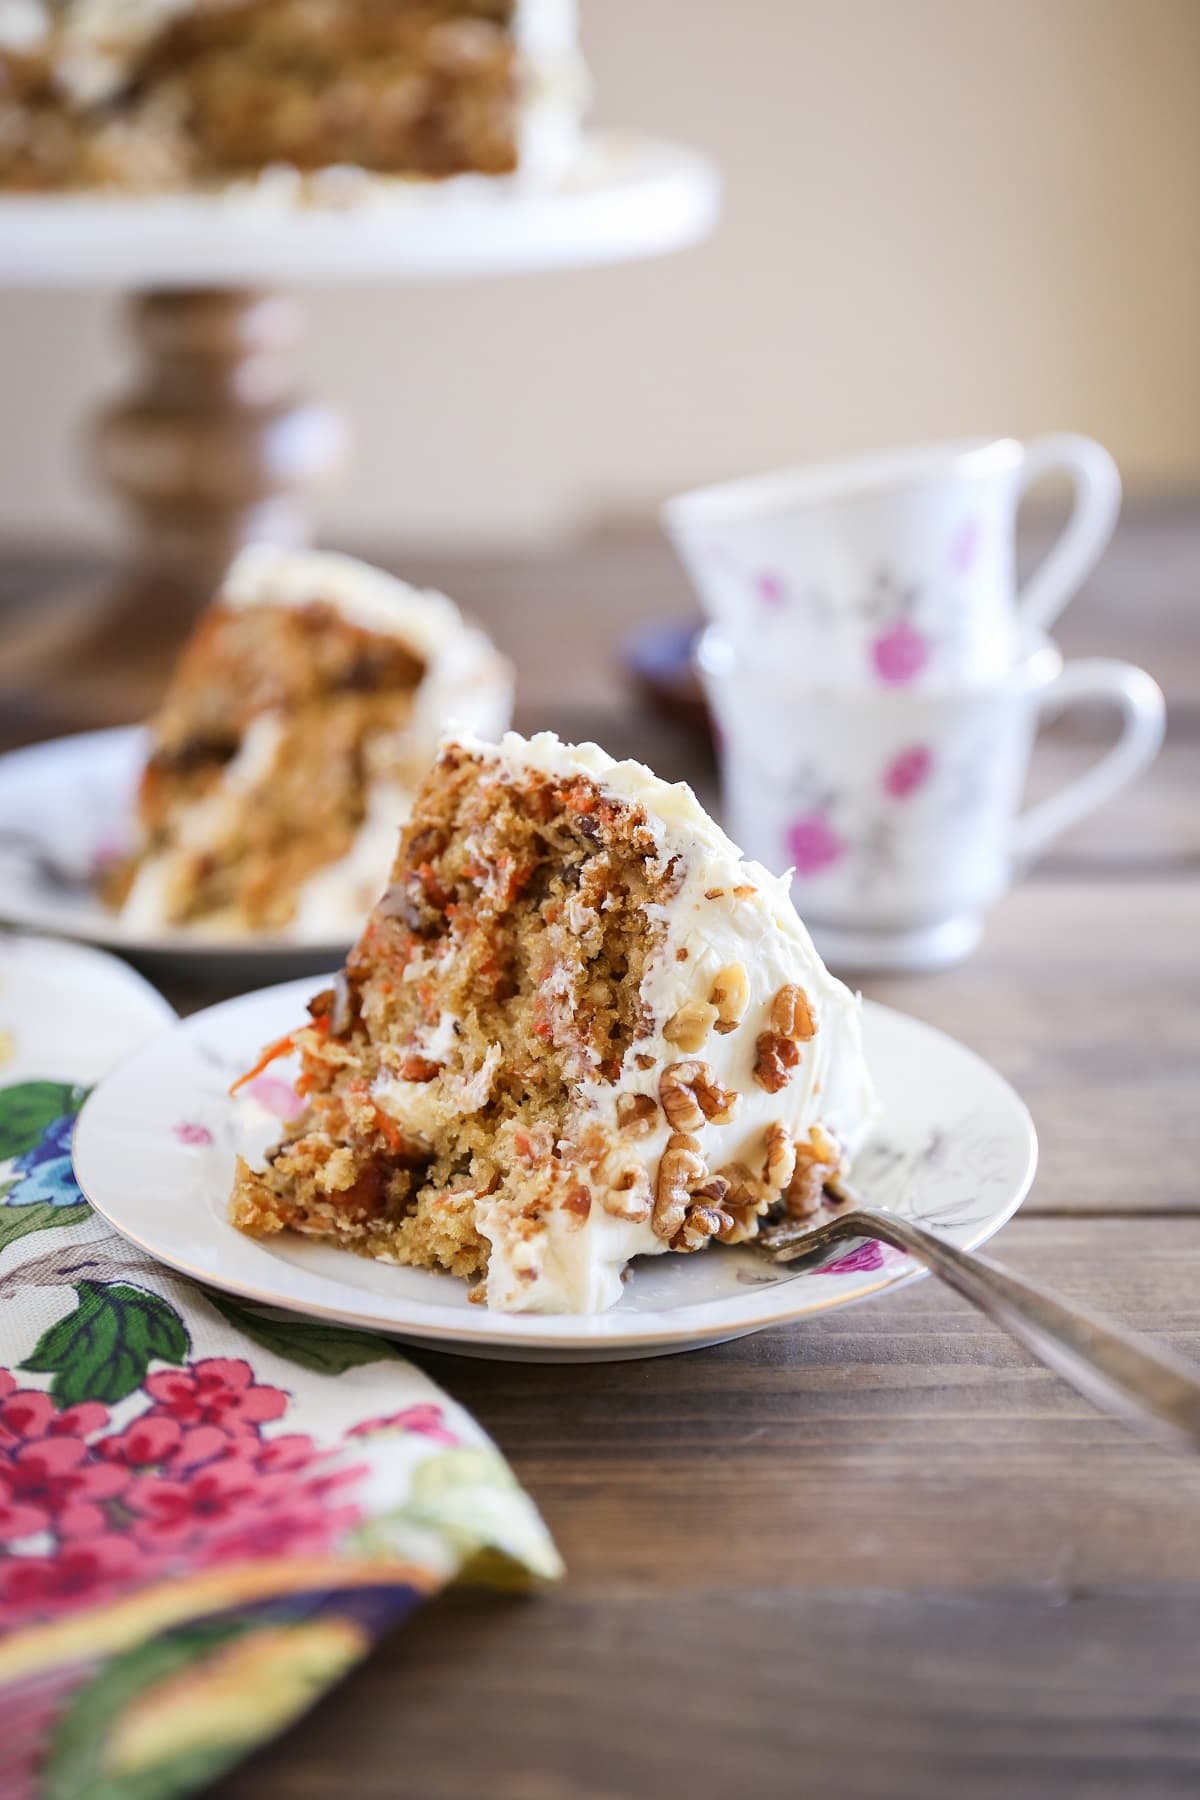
[871,618,930,685]
[785,811,845,877]
[0,1383,108,1447]
[143,1357,288,1435]
[124,1456,287,1548]
[882,744,935,800]
[0,1535,141,1619]
[1,1436,129,1539]
[348,1403,460,1446]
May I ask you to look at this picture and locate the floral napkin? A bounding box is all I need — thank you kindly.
[0,934,560,1800]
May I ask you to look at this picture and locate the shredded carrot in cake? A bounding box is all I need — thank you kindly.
[229,1017,329,1096]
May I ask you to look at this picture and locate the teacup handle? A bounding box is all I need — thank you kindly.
[1017,435,1122,636]
[1013,658,1165,866]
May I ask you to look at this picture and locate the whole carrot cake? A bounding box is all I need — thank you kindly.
[109,546,512,936]
[0,0,584,190]
[229,729,878,1313]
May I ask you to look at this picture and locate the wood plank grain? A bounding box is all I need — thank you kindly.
[867,881,1200,1215]
[214,1586,1200,1800]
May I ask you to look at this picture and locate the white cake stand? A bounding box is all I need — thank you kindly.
[0,131,719,720]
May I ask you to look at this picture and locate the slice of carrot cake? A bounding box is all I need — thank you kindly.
[229,729,877,1313]
[109,546,512,937]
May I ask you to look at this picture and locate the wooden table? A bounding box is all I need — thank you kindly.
[3,510,1199,1798]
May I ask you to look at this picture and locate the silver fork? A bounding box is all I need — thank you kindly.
[760,1181,1200,1455]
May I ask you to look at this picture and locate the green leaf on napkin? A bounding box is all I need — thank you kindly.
[204,1289,406,1374]
[20,1280,190,1406]
[0,1196,91,1254]
[0,1079,84,1158]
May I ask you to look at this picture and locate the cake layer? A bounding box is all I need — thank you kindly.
[0,0,583,189]
[113,547,512,936]
[230,729,877,1312]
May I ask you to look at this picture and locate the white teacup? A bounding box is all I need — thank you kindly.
[666,436,1121,688]
[697,627,1164,971]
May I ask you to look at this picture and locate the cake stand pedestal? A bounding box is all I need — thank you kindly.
[0,133,719,724]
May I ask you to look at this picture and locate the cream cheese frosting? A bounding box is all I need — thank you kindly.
[439,730,878,1313]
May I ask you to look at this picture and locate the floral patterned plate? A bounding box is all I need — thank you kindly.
[0,729,351,981]
[73,978,1038,1362]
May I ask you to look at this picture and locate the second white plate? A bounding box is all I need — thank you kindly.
[0,727,351,981]
[72,978,1037,1361]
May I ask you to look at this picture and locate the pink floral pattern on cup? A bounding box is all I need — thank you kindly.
[950,513,983,576]
[870,618,931,686]
[754,570,788,612]
[785,811,845,877]
[882,745,935,800]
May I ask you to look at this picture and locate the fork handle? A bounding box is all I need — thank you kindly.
[837,1208,1200,1454]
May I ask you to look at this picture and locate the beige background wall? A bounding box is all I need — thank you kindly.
[1,0,1198,550]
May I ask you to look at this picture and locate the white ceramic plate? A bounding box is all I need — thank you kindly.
[73,977,1037,1362]
[0,728,352,982]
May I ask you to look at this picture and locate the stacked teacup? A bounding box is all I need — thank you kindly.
[665,436,1165,971]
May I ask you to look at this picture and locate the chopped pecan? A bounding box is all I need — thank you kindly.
[653,1131,706,1240]
[564,1184,592,1221]
[716,1161,762,1205]
[752,1032,801,1093]
[378,876,442,938]
[603,1168,653,1222]
[695,1078,740,1127]
[763,1122,796,1193]
[717,1202,764,1246]
[713,1160,772,1243]
[784,1126,841,1217]
[771,983,816,1042]
[672,1202,730,1252]
[709,962,749,1035]
[660,1059,740,1131]
[663,999,719,1053]
[616,1092,658,1136]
